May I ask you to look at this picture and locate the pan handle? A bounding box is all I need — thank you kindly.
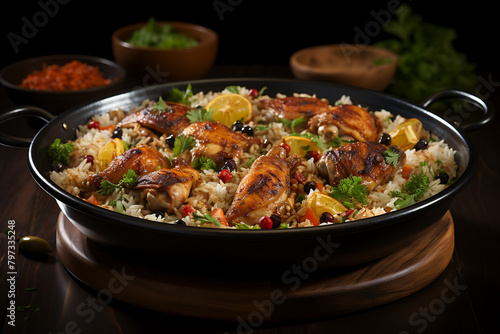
[0,106,54,148]
[420,90,494,132]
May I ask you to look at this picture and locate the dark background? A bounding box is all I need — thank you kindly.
[1,0,498,76]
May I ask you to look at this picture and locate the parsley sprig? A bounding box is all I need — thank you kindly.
[390,173,430,209]
[192,156,217,171]
[330,175,369,209]
[98,169,139,196]
[193,212,221,227]
[98,169,139,214]
[48,138,74,165]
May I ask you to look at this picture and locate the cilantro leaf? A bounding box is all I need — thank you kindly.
[151,97,167,111]
[276,116,307,132]
[47,138,74,165]
[172,134,196,158]
[383,147,402,167]
[98,169,138,196]
[330,175,368,209]
[225,86,240,94]
[167,84,193,105]
[192,156,217,171]
[186,107,213,123]
[289,132,326,151]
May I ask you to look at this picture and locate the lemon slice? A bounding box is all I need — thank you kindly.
[389,118,423,151]
[282,136,321,157]
[97,138,125,170]
[306,192,347,218]
[205,93,253,126]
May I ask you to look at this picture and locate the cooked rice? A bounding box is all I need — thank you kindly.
[49,86,457,228]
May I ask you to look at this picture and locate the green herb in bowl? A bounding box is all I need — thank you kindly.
[127,17,199,49]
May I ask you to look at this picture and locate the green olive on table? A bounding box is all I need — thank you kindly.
[19,236,51,254]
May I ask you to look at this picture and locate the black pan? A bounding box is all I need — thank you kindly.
[0,78,493,270]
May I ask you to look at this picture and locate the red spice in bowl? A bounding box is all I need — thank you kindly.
[19,60,112,91]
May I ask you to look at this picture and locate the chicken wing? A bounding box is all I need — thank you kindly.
[316,141,405,192]
[308,104,380,142]
[258,96,330,120]
[180,121,260,167]
[118,101,191,137]
[225,146,300,226]
[135,166,198,213]
[89,146,168,188]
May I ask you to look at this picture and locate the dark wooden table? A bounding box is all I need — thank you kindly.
[1,65,499,334]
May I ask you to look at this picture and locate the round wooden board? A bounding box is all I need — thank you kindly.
[56,211,454,322]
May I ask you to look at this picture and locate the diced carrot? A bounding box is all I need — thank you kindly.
[316,182,323,192]
[402,164,413,179]
[211,207,228,226]
[85,194,99,205]
[100,125,116,132]
[302,207,320,226]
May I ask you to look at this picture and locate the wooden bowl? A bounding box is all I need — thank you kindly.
[0,55,126,114]
[112,21,218,83]
[290,44,398,92]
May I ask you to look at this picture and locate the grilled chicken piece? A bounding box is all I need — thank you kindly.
[89,146,168,188]
[317,141,405,192]
[135,166,198,213]
[308,104,380,142]
[118,101,191,137]
[258,96,330,120]
[181,121,260,167]
[225,146,300,226]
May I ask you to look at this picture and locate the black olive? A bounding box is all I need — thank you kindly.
[303,180,317,194]
[50,162,66,172]
[379,133,391,146]
[414,139,428,151]
[319,212,335,224]
[174,219,186,225]
[241,125,254,136]
[222,158,237,172]
[436,172,449,185]
[270,214,281,228]
[165,135,176,148]
[232,120,244,132]
[112,126,123,139]
[152,210,165,218]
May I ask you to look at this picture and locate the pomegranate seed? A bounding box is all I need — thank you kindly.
[88,120,100,129]
[259,216,273,229]
[308,151,321,162]
[280,143,291,154]
[85,155,94,164]
[249,88,259,98]
[181,205,194,217]
[218,168,233,183]
[293,172,306,183]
